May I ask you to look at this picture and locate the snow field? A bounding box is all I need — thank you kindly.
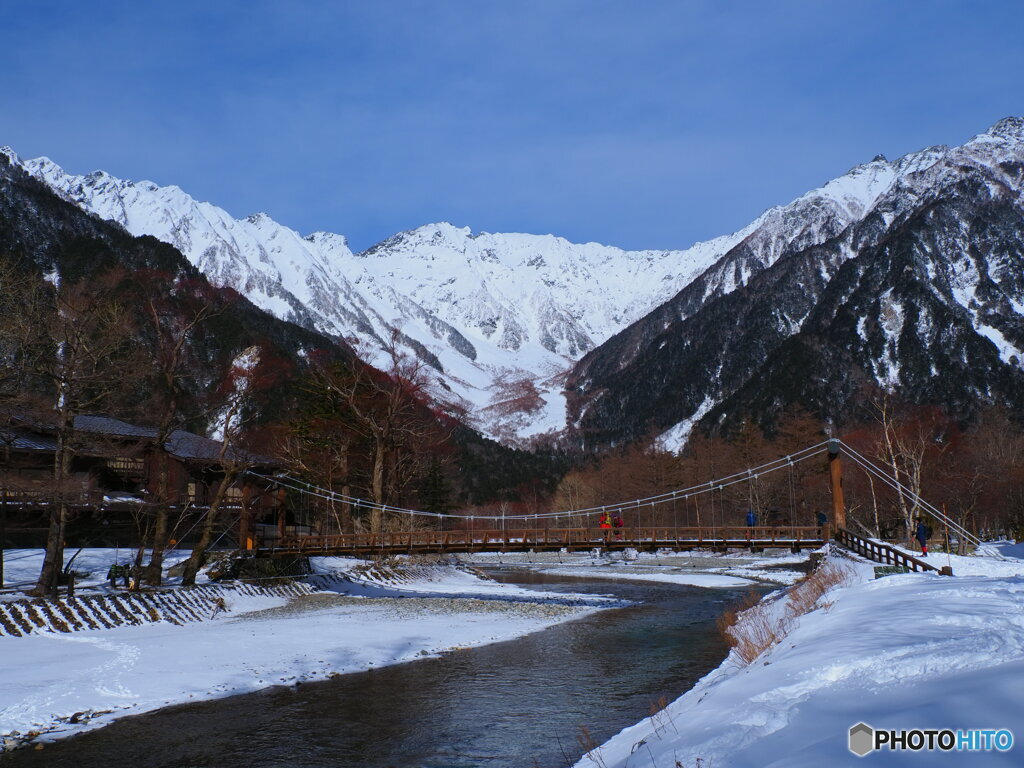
[575,546,1024,767]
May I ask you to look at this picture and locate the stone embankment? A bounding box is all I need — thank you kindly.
[0,581,316,637]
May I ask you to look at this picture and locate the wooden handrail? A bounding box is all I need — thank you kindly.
[834,528,953,576]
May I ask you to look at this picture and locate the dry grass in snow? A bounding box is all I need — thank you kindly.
[718,558,855,665]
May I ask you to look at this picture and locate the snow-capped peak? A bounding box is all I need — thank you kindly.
[9,117,1024,447]
[9,153,734,445]
[974,115,1024,143]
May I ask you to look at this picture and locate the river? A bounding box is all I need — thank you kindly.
[4,570,760,768]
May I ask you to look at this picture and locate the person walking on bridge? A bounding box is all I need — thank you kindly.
[746,508,757,528]
[598,511,613,544]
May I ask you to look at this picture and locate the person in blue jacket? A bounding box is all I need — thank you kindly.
[745,509,757,528]
[914,517,933,555]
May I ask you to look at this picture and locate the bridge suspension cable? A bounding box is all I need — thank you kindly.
[836,440,1005,559]
[247,440,831,523]
[241,439,1005,562]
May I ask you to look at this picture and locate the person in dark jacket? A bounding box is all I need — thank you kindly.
[914,518,933,555]
[106,563,121,588]
[745,509,757,528]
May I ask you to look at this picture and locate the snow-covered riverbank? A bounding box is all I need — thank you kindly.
[0,550,610,749]
[573,543,1024,767]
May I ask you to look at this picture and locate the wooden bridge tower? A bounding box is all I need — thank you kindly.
[828,439,845,530]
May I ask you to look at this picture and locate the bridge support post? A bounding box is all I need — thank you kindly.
[828,439,845,532]
[239,487,252,551]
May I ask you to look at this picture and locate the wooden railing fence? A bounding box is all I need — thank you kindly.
[834,528,953,576]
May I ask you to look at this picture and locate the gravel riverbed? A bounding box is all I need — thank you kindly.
[239,592,599,623]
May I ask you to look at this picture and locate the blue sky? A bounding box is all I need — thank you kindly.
[3,1,1022,252]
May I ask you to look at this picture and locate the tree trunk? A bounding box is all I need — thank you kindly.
[338,441,351,532]
[867,473,881,538]
[34,501,67,598]
[370,434,385,533]
[144,450,172,585]
[180,470,238,587]
[33,411,73,598]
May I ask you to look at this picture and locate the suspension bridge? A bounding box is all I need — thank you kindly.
[263,525,828,557]
[248,439,989,575]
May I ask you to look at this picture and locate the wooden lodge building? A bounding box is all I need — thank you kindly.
[0,413,286,549]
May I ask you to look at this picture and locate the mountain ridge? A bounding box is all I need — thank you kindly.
[5,116,1023,449]
[566,117,1024,448]
[1,148,738,444]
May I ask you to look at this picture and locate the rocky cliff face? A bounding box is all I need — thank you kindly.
[567,118,1024,448]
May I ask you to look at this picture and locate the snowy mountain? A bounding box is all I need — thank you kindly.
[567,117,1024,448]
[0,136,913,446]
[1,149,744,444]
[6,116,1023,450]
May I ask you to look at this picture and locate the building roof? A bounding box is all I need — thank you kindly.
[0,427,58,452]
[75,414,156,440]
[3,413,276,466]
[164,429,264,464]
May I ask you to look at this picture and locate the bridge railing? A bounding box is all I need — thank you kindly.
[269,525,824,554]
[834,528,953,575]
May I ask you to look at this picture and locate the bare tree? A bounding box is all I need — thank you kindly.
[281,355,362,534]
[300,335,437,533]
[179,347,262,586]
[870,394,949,540]
[550,471,599,526]
[140,279,221,585]
[958,407,1024,543]
[0,263,137,597]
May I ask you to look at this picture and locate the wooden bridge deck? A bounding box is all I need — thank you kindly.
[257,526,826,557]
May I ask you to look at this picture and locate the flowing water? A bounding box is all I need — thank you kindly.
[6,570,759,768]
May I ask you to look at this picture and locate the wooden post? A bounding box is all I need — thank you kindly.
[828,439,845,532]
[239,486,251,551]
[276,487,286,543]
